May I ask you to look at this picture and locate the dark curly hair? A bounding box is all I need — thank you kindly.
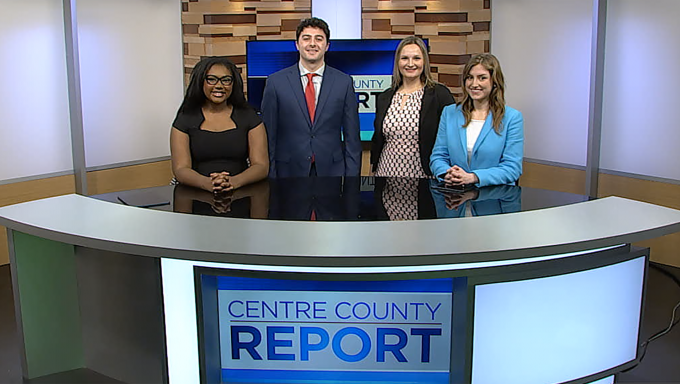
[295,17,330,41]
[177,56,248,114]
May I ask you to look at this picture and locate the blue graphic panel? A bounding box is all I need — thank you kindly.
[246,39,428,141]
[199,273,455,384]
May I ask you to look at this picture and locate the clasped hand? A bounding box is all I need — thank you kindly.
[442,165,478,186]
[445,190,479,210]
[210,172,234,193]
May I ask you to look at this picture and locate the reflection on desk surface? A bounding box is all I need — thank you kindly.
[92,177,589,222]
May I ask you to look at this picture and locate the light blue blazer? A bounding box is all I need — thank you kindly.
[430,104,524,187]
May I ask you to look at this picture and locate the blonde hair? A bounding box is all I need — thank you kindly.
[459,53,506,134]
[391,36,436,89]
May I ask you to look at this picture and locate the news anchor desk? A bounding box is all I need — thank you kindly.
[1,178,680,384]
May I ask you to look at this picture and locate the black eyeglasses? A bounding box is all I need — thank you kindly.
[205,75,234,86]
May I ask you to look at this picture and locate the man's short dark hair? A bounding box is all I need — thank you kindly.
[295,17,330,41]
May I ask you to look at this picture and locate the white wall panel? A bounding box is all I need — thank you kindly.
[312,0,361,39]
[491,0,593,167]
[601,0,680,180]
[77,0,184,168]
[0,0,73,181]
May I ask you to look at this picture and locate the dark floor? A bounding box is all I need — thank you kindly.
[0,263,679,384]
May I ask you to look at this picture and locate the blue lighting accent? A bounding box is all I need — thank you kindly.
[216,276,452,292]
[221,369,449,383]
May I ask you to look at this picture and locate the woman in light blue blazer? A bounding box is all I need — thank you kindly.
[430,53,523,187]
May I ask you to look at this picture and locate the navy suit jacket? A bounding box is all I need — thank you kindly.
[261,64,361,178]
[269,177,360,221]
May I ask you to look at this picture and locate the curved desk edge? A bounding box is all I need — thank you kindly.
[1,194,679,267]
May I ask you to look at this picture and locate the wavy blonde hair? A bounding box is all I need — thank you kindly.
[459,53,506,134]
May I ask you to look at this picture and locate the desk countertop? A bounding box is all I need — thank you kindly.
[1,191,680,267]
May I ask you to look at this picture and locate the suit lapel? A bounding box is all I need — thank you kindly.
[314,68,336,129]
[285,67,312,127]
[458,113,467,162]
[419,87,434,138]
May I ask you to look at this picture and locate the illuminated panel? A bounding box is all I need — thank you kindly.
[160,246,630,384]
[161,258,201,384]
[0,0,72,180]
[588,375,614,384]
[312,0,361,39]
[76,0,183,167]
[601,0,680,180]
[471,257,644,384]
[211,277,452,383]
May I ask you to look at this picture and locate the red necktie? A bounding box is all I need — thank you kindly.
[305,73,317,122]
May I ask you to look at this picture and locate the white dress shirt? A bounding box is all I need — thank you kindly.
[299,62,325,106]
[466,119,485,163]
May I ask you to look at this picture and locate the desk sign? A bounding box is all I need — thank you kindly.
[214,277,454,383]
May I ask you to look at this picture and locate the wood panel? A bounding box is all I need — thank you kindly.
[0,175,76,208]
[0,161,174,265]
[181,0,490,100]
[182,0,312,87]
[598,173,680,268]
[0,175,76,265]
[598,173,680,210]
[362,0,491,100]
[519,161,586,195]
[87,160,174,196]
[520,163,680,268]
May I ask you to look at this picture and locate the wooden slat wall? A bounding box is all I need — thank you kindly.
[181,0,491,99]
[362,0,491,99]
[182,0,312,86]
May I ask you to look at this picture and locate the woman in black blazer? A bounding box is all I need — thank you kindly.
[371,36,455,177]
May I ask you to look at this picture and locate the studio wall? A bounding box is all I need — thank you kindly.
[0,0,73,182]
[0,0,184,265]
[491,0,593,168]
[600,0,680,181]
[492,0,680,267]
[77,0,184,169]
[181,0,312,87]
[181,0,492,98]
[2,0,679,267]
[361,0,491,99]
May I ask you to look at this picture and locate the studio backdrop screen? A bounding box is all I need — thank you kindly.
[246,39,427,141]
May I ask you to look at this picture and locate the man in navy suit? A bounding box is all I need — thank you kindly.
[261,17,361,178]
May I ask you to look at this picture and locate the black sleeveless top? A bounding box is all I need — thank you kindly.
[172,107,261,176]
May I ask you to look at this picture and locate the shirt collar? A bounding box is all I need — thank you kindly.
[299,62,325,78]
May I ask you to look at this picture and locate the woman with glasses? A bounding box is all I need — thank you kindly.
[171,56,268,193]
